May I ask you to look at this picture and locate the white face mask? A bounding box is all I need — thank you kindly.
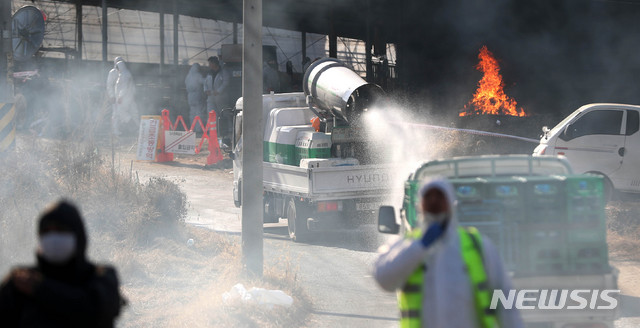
[39,232,77,264]
[424,212,449,225]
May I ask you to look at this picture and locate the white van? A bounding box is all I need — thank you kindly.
[533,103,640,198]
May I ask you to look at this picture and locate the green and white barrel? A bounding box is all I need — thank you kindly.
[273,125,314,165]
[295,131,331,162]
[263,106,315,162]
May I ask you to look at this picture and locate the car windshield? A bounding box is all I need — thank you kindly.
[547,108,582,137]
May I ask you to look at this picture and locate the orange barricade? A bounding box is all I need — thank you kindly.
[155,109,223,166]
[156,110,174,162]
[205,110,223,165]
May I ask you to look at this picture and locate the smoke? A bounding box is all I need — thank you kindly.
[361,102,459,226]
[393,0,640,123]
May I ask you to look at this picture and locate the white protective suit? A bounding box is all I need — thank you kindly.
[204,65,231,114]
[185,63,205,129]
[106,56,123,102]
[374,178,523,328]
[113,61,139,135]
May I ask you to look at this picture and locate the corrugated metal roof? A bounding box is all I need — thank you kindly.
[13,0,396,74]
[50,0,393,41]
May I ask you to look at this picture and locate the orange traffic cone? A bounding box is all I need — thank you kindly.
[156,109,174,162]
[206,110,223,165]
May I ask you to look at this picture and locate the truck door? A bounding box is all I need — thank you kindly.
[553,109,625,176]
[609,109,640,192]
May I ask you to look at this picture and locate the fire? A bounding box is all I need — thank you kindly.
[461,46,526,117]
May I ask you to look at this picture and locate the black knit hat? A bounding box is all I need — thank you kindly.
[38,200,88,256]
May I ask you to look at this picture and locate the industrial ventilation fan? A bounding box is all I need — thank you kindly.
[12,6,45,61]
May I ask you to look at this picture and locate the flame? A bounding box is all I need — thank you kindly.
[461,46,526,117]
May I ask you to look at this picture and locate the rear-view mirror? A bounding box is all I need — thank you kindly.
[377,206,399,234]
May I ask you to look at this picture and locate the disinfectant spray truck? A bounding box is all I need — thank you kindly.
[231,58,396,241]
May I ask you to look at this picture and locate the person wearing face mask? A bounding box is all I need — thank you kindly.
[204,56,231,115]
[374,178,523,328]
[0,200,124,327]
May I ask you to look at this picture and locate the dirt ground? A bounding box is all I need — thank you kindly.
[116,140,640,327]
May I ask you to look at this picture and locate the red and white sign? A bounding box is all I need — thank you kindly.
[165,130,196,155]
[136,116,160,161]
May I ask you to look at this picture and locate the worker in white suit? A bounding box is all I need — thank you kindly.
[106,57,123,104]
[105,57,123,127]
[113,61,139,136]
[185,63,205,132]
[374,178,523,328]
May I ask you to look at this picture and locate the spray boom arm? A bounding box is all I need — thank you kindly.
[303,58,384,127]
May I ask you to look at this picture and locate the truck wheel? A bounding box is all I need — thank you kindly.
[263,195,278,223]
[287,198,309,242]
[588,172,614,203]
[602,176,615,203]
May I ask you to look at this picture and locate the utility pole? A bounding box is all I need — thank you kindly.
[233,22,238,44]
[329,1,337,58]
[172,0,179,110]
[241,0,263,277]
[76,0,82,61]
[101,0,107,63]
[159,6,164,75]
[301,31,306,66]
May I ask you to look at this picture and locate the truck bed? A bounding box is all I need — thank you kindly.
[263,162,399,201]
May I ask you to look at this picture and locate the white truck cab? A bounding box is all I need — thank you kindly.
[534,103,640,197]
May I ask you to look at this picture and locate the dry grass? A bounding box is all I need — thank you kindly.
[118,226,310,328]
[606,200,640,261]
[0,135,310,327]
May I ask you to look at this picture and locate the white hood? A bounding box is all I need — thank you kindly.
[115,61,134,100]
[116,61,129,74]
[415,177,459,232]
[113,56,124,68]
[419,177,456,215]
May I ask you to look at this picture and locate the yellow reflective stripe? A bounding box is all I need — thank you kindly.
[0,104,15,130]
[398,291,421,310]
[407,227,422,239]
[400,317,422,328]
[398,229,424,327]
[458,227,497,328]
[406,270,423,285]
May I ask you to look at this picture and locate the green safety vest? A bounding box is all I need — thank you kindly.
[398,226,497,328]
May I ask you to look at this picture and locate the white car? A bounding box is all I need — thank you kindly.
[533,103,640,198]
